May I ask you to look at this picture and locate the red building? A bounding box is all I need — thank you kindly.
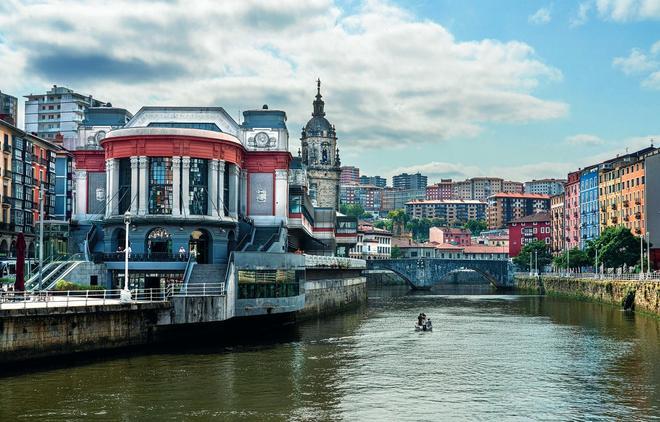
[426,179,453,200]
[507,212,551,257]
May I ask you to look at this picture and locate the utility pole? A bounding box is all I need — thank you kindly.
[535,250,538,276]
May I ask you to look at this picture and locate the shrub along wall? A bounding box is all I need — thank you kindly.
[516,276,660,317]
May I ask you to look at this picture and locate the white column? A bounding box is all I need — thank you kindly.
[138,156,148,216]
[208,159,219,217]
[105,159,116,217]
[229,164,239,218]
[130,156,139,214]
[240,169,248,216]
[74,170,88,217]
[172,156,181,216]
[274,169,288,219]
[217,160,226,217]
[105,161,111,218]
[181,156,190,217]
[112,160,119,215]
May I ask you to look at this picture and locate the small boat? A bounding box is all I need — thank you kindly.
[414,319,433,332]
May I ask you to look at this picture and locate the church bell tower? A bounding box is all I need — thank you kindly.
[300,80,341,210]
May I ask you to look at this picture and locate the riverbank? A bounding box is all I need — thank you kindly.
[515,276,660,317]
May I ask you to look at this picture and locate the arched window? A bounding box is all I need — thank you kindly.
[146,227,172,255]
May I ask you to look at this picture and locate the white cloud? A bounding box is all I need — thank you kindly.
[565,134,605,146]
[595,0,660,21]
[642,71,660,89]
[395,134,659,184]
[612,49,657,74]
[651,40,660,55]
[529,7,552,24]
[572,0,660,24]
[612,42,660,89]
[388,162,483,182]
[0,0,567,151]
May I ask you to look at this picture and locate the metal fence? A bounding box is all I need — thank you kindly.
[304,254,366,269]
[0,282,226,310]
[514,271,660,281]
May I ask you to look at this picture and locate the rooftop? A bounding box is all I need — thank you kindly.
[406,199,487,205]
[489,193,551,200]
[508,212,551,224]
[462,245,508,254]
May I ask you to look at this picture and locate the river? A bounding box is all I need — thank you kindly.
[1,286,659,421]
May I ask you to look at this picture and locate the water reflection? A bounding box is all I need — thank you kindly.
[0,287,658,420]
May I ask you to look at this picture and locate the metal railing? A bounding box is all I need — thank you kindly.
[303,254,366,269]
[97,252,190,262]
[514,271,660,281]
[0,282,226,310]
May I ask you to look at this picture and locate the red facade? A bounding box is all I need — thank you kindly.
[508,214,551,257]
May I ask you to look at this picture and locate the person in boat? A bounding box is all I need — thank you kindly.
[426,319,432,330]
[417,313,424,326]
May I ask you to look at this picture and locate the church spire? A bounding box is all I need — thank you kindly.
[312,78,325,117]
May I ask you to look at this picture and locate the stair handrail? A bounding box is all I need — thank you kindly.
[223,251,236,294]
[180,252,197,293]
[238,221,255,251]
[84,224,98,261]
[262,221,285,252]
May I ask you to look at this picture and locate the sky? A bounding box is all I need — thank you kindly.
[0,0,658,184]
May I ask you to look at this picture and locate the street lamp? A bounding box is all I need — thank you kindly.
[120,211,132,303]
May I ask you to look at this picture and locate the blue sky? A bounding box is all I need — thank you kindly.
[0,0,658,183]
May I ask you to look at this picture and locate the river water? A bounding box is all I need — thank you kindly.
[1,286,659,421]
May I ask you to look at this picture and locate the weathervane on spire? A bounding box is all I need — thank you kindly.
[317,78,321,95]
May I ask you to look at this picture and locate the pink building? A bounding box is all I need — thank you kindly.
[429,227,472,246]
[564,171,580,250]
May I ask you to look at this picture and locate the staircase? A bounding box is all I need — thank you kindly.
[187,264,227,286]
[242,226,280,252]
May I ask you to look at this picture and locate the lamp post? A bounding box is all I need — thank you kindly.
[640,231,644,278]
[595,247,599,278]
[120,211,132,303]
[647,231,651,275]
[535,250,538,276]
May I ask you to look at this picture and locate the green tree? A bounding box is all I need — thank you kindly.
[585,226,648,270]
[340,203,369,219]
[464,219,488,235]
[374,219,393,232]
[513,240,552,272]
[552,248,592,269]
[406,218,432,242]
[388,209,410,235]
[391,245,403,259]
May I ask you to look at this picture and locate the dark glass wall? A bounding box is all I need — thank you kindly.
[189,158,208,215]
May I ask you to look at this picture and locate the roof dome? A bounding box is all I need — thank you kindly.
[302,79,336,138]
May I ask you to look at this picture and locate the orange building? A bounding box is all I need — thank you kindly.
[599,147,657,236]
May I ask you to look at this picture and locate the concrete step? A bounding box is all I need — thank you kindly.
[188,264,227,285]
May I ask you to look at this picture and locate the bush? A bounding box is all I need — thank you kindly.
[0,277,15,285]
[54,280,105,291]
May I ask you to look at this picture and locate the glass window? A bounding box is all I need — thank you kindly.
[189,158,208,215]
[118,158,132,214]
[149,158,173,214]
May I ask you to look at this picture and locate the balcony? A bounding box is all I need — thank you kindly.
[611,216,618,223]
[97,252,190,263]
[2,196,11,206]
[635,212,641,220]
[0,222,15,231]
[635,199,641,205]
[635,228,642,234]
[2,142,10,153]
[2,169,10,179]
[610,203,617,210]
[623,199,629,207]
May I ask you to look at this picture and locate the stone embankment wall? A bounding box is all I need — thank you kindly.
[0,303,172,363]
[516,276,660,317]
[300,269,367,317]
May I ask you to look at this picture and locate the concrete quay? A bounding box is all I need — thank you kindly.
[515,275,660,317]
